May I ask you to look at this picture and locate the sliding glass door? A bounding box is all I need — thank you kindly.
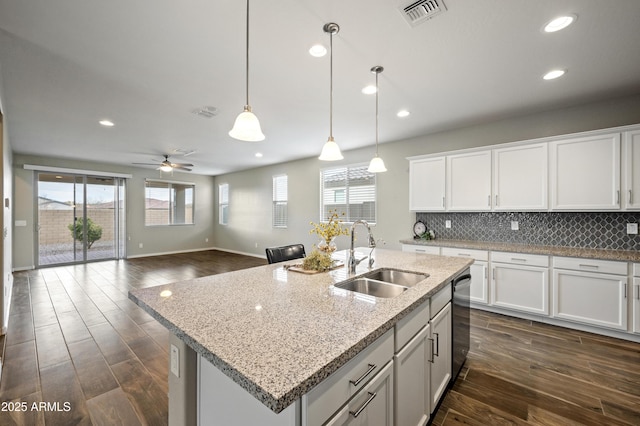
[37,173,125,266]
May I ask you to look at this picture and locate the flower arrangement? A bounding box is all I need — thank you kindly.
[309,209,350,253]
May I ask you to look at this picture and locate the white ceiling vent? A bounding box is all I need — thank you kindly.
[399,0,447,27]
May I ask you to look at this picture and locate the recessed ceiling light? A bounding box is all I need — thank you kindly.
[255,152,263,158]
[362,85,377,95]
[397,110,411,118]
[543,69,566,80]
[309,44,327,57]
[99,119,114,127]
[543,15,576,33]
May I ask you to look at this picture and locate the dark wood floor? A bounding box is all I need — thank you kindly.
[1,250,639,425]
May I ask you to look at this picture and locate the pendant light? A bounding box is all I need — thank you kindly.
[229,0,265,141]
[368,66,387,173]
[319,23,344,161]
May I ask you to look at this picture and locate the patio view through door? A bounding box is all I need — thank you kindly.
[37,173,125,266]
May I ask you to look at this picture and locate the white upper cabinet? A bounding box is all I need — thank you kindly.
[493,143,548,211]
[409,157,446,211]
[446,151,492,211]
[549,133,621,210]
[623,130,640,210]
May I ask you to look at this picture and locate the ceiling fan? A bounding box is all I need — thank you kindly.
[133,155,193,172]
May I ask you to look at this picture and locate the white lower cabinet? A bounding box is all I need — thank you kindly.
[324,362,394,426]
[429,302,452,411]
[394,325,430,426]
[490,252,549,315]
[552,257,628,331]
[634,276,640,334]
[441,248,489,304]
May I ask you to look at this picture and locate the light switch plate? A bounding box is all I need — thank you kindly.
[170,344,180,378]
[445,220,451,228]
[627,223,638,235]
[511,221,519,231]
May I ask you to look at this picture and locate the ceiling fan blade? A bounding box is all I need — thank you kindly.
[133,162,161,166]
[170,162,194,167]
[173,166,192,171]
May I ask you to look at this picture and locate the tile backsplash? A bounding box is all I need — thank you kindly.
[415,212,640,251]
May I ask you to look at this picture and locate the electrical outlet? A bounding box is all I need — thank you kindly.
[511,221,519,231]
[139,243,143,249]
[205,237,209,243]
[445,220,451,229]
[170,344,180,378]
[255,242,258,248]
[627,223,638,235]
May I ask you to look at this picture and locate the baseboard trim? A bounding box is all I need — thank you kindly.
[209,246,266,260]
[126,247,220,259]
[12,265,35,272]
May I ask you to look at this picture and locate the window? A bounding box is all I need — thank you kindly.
[272,174,288,228]
[320,164,376,223]
[145,179,194,225]
[219,183,229,225]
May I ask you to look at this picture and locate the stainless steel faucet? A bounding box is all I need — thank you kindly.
[347,220,376,274]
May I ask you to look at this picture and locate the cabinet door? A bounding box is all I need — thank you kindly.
[447,151,492,211]
[493,143,548,210]
[394,325,430,426]
[325,362,394,426]
[549,133,621,210]
[623,130,640,210]
[429,303,451,412]
[634,278,640,334]
[491,263,549,315]
[469,261,489,305]
[553,269,628,331]
[409,157,446,211]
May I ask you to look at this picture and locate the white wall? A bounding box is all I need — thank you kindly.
[12,154,216,270]
[212,94,640,257]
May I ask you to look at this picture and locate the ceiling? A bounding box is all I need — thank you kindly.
[1,0,639,176]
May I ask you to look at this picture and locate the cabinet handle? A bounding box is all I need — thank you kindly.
[624,284,627,299]
[442,197,445,208]
[457,253,471,257]
[484,268,488,279]
[636,284,640,300]
[349,364,376,387]
[349,392,377,418]
[488,195,491,207]
[434,332,440,357]
[630,190,633,204]
[495,195,499,206]
[511,258,527,262]
[492,268,496,281]
[578,264,599,269]
[416,249,426,253]
[428,338,435,363]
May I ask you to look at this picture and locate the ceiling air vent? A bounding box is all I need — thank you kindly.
[191,106,219,118]
[399,0,447,27]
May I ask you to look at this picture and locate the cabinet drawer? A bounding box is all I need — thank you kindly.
[441,247,488,262]
[430,283,452,318]
[491,251,549,267]
[402,244,440,255]
[302,329,394,426]
[553,256,627,276]
[395,300,429,352]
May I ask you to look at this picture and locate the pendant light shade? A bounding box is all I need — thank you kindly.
[229,0,265,142]
[368,66,387,173]
[319,23,343,161]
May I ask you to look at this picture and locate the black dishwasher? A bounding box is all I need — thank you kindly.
[451,268,471,383]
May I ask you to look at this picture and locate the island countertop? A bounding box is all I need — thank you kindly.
[128,248,472,414]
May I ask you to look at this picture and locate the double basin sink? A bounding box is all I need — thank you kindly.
[335,268,429,298]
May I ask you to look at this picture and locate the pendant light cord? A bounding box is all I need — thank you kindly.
[245,0,250,107]
[329,29,333,139]
[375,70,379,155]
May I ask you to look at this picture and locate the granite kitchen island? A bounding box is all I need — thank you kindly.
[129,248,472,425]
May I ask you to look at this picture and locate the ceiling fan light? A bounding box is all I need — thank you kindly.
[368,156,387,173]
[160,164,173,172]
[229,106,265,141]
[318,137,343,161]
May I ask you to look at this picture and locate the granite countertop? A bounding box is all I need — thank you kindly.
[400,238,640,262]
[128,248,472,414]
